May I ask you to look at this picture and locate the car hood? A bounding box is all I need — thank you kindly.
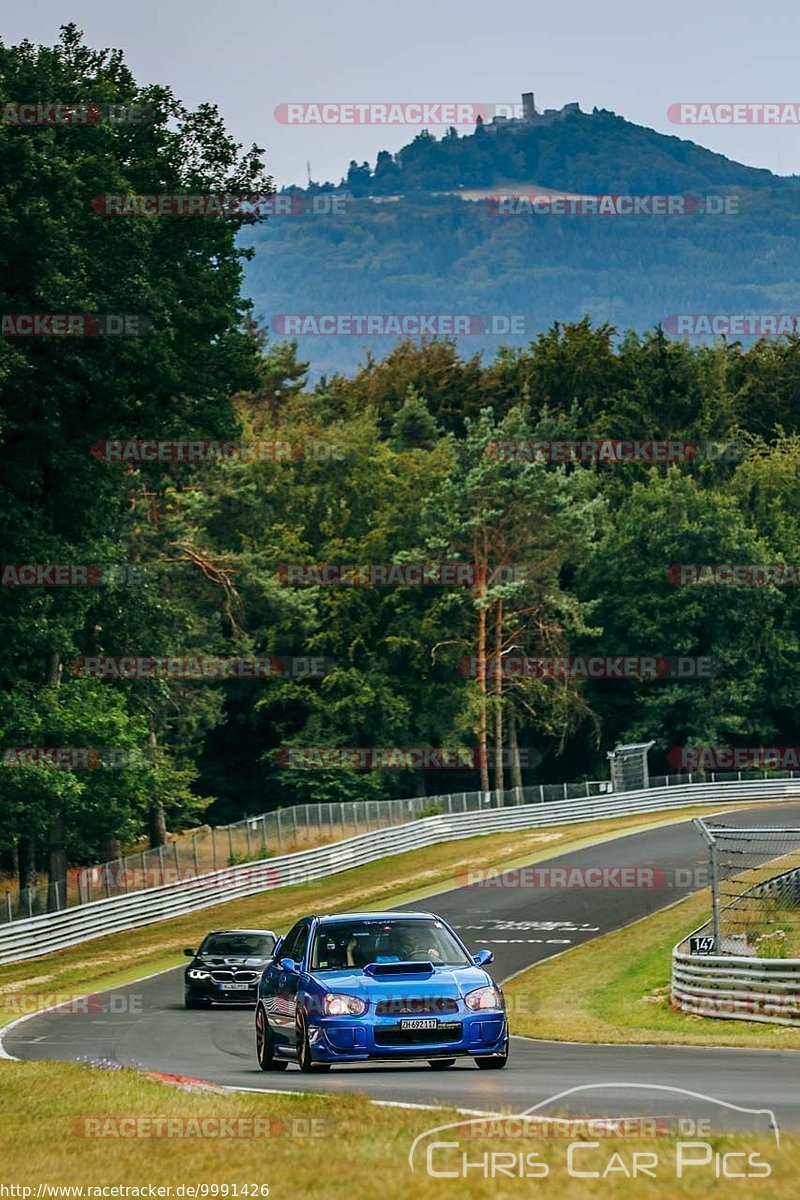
[307,963,494,1000]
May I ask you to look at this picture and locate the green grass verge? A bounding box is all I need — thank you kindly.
[505,888,800,1049]
[0,805,729,1029]
[0,1058,794,1198]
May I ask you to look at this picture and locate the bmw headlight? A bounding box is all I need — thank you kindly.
[188,969,211,980]
[464,985,503,1011]
[323,993,366,1016]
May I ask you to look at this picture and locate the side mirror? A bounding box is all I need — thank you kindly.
[183,947,195,957]
[473,948,494,967]
[279,957,298,973]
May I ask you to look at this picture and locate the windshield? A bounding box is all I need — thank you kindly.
[199,932,276,957]
[310,918,470,971]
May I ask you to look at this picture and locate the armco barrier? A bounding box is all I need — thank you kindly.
[672,857,800,1026]
[672,945,800,1026]
[2,777,799,964]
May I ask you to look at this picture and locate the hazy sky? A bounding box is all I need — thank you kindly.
[3,2,799,187]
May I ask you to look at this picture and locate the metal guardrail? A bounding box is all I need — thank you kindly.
[672,849,800,1026]
[1,782,616,922]
[672,943,800,1026]
[2,776,798,965]
[3,768,790,923]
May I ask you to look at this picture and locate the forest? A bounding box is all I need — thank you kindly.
[2,29,800,899]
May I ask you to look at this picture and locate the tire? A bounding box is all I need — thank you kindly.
[475,1053,508,1070]
[429,1059,456,1070]
[184,993,208,1010]
[255,1003,288,1071]
[296,1013,331,1073]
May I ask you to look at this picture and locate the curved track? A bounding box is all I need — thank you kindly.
[5,804,800,1129]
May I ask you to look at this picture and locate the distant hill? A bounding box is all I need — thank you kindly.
[243,104,800,377]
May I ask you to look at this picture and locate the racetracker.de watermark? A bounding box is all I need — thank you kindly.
[274,102,493,125]
[91,439,345,463]
[80,863,285,891]
[72,1116,331,1138]
[668,563,800,586]
[91,193,347,217]
[674,993,800,1019]
[668,746,800,771]
[1,314,149,336]
[0,992,143,1016]
[456,865,709,889]
[2,563,173,587]
[70,656,331,679]
[2,747,145,769]
[277,562,483,586]
[486,439,742,463]
[457,655,716,679]
[485,193,738,216]
[276,747,540,769]
[1,102,150,125]
[270,314,528,336]
[668,102,800,125]
[664,314,799,338]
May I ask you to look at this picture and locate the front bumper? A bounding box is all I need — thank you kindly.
[186,980,258,1004]
[304,1012,508,1062]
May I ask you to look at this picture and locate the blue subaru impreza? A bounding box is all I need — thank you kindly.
[254,910,508,1072]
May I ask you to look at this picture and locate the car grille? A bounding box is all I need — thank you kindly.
[374,997,458,1016]
[210,970,258,983]
[374,1023,462,1046]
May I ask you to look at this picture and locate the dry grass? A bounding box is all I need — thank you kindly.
[0,1059,794,1199]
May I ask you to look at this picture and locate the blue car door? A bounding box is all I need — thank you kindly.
[266,920,310,1040]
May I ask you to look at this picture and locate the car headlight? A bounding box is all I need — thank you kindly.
[465,985,503,1011]
[323,993,366,1016]
[188,969,211,980]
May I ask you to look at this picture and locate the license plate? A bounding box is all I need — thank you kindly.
[399,1018,438,1030]
[220,982,250,991]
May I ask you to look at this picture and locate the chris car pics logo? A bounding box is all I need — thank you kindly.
[408,1084,778,1180]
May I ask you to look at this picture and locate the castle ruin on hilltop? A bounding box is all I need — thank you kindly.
[482,91,581,132]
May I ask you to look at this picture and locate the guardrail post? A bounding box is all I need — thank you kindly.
[245,821,252,856]
[291,806,298,843]
[211,826,217,871]
[5,893,11,923]
[709,839,722,951]
[26,887,33,918]
[277,810,284,850]
[193,834,200,877]
[693,818,722,952]
[173,840,180,880]
[261,815,268,854]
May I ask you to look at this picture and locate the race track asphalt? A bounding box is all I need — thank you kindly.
[4,803,799,1132]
